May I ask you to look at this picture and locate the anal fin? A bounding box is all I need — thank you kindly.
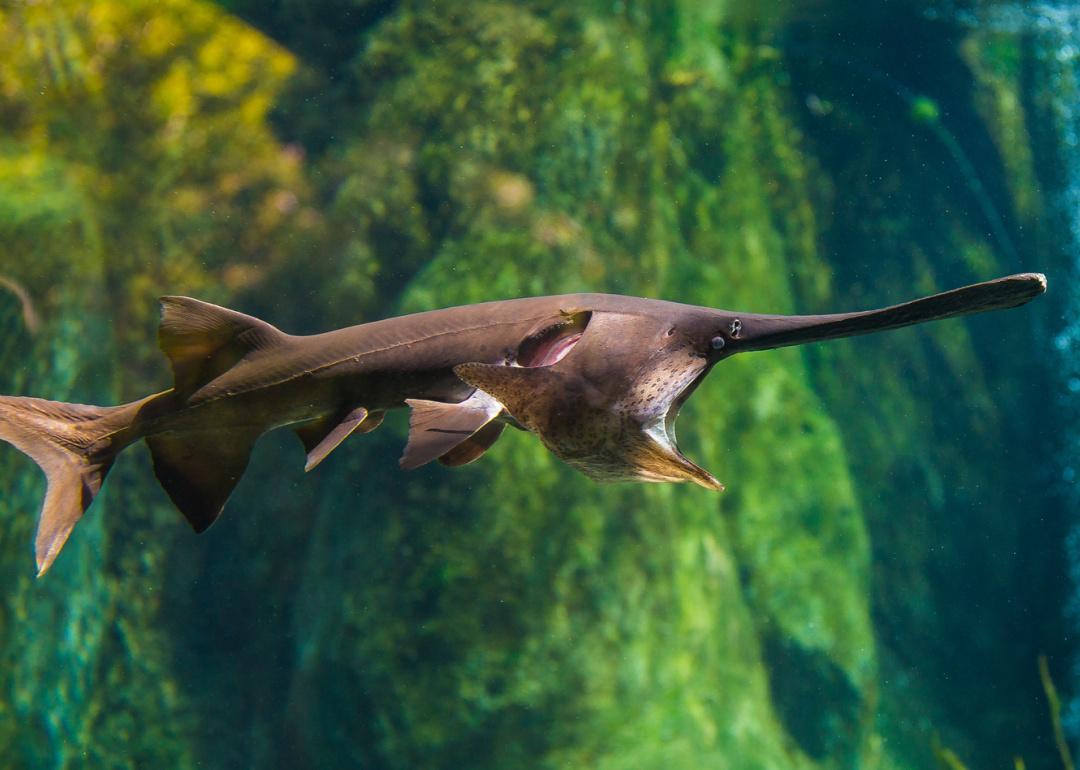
[147,429,260,533]
[401,389,503,470]
[296,407,382,472]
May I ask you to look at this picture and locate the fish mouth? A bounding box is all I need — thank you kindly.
[664,365,708,447]
[641,363,723,491]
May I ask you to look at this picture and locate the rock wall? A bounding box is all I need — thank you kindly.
[0,2,1066,768]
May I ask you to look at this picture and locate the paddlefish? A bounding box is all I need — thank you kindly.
[0,272,1047,574]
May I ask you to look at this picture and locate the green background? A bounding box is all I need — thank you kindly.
[0,1,1071,768]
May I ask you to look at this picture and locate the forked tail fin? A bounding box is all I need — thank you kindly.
[0,395,148,575]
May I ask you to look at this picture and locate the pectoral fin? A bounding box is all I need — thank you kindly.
[401,389,503,470]
[452,363,562,427]
[296,407,383,472]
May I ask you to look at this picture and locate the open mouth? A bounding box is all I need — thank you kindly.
[663,366,709,450]
[642,361,723,491]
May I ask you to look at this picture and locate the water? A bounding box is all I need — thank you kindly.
[946,0,1080,745]
[0,2,1073,768]
[977,0,1080,743]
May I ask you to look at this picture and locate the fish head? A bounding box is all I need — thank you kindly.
[455,304,741,490]
[455,272,1051,489]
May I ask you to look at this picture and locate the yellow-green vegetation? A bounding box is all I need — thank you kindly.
[1040,655,1077,770]
[0,1,1066,769]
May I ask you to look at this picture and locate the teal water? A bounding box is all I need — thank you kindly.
[0,2,1073,768]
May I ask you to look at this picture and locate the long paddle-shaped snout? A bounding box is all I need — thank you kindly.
[728,272,1047,352]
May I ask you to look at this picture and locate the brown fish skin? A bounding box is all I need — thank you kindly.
[0,272,1047,575]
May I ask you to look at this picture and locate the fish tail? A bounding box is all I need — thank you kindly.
[0,393,155,575]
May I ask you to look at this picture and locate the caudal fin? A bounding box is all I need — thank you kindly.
[0,395,143,575]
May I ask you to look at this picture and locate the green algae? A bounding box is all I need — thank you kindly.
[0,1,303,766]
[284,5,876,768]
[0,1,1066,769]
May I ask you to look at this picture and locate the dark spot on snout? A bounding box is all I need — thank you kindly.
[667,327,676,337]
[730,318,742,338]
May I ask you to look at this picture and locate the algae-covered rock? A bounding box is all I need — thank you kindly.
[781,10,1066,767]
[0,1,1066,769]
[0,1,308,767]
[282,5,875,769]
[0,153,197,767]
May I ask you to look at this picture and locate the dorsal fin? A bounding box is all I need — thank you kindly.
[158,296,286,397]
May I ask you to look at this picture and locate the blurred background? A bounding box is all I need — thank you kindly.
[0,1,1075,768]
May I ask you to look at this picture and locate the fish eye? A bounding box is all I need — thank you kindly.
[710,335,726,351]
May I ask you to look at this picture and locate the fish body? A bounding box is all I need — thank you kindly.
[0,273,1047,574]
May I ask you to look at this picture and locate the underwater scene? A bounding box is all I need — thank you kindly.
[0,1,1076,768]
